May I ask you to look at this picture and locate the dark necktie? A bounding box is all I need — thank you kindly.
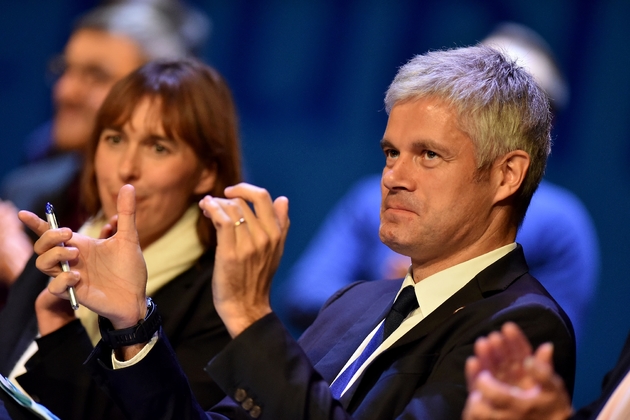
[383,285,419,341]
[329,285,419,399]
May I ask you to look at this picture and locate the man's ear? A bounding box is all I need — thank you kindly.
[492,150,530,203]
[193,165,218,195]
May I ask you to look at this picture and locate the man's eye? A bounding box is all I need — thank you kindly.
[84,67,114,85]
[384,149,399,159]
[424,151,439,159]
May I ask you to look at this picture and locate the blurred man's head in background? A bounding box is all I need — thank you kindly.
[52,1,210,152]
[481,22,569,115]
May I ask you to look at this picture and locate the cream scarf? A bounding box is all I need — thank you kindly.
[76,204,204,344]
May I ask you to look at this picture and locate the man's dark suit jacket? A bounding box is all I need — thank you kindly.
[0,250,231,420]
[86,245,576,420]
[572,332,630,419]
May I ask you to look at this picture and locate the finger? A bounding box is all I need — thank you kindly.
[18,210,50,237]
[525,344,556,387]
[210,197,246,225]
[524,353,570,410]
[474,337,492,371]
[486,331,509,374]
[99,215,119,239]
[199,196,238,248]
[273,196,290,234]
[466,356,483,390]
[35,246,79,276]
[99,224,114,240]
[474,371,519,410]
[225,195,290,272]
[224,184,278,233]
[502,322,533,362]
[32,228,73,255]
[115,185,139,243]
[533,342,554,366]
[488,328,530,385]
[47,271,80,298]
[462,390,499,420]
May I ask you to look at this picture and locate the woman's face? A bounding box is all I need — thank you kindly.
[94,97,216,249]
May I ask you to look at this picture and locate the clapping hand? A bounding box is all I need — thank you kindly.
[462,322,572,420]
[199,183,290,338]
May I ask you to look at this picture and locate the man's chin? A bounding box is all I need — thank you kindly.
[52,129,91,150]
[53,114,94,150]
[380,230,410,255]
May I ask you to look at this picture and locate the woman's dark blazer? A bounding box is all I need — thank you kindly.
[0,250,229,420]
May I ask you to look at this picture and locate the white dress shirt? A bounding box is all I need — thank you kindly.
[330,243,517,397]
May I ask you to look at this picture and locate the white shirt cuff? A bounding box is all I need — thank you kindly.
[111,331,159,369]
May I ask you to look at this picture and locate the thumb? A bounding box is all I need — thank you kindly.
[116,184,139,242]
[273,196,290,232]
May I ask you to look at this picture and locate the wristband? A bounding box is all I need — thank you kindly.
[98,298,161,349]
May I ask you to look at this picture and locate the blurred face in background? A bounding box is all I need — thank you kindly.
[52,29,146,152]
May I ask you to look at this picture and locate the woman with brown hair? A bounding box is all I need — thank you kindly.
[0,59,241,419]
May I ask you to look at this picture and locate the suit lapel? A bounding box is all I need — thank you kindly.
[313,283,399,384]
[341,246,529,407]
[390,245,528,351]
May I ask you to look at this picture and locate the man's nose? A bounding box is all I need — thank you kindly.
[53,69,88,105]
[382,157,415,192]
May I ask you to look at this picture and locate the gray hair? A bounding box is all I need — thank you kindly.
[75,2,210,60]
[384,45,551,223]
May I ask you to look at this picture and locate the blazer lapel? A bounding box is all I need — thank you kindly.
[341,246,529,406]
[313,284,399,384]
[391,245,528,351]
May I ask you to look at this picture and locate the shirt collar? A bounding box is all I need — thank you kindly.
[400,243,517,319]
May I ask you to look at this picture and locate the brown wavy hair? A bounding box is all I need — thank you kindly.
[81,59,242,249]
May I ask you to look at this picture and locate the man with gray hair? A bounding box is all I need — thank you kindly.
[29,45,575,419]
[284,23,599,349]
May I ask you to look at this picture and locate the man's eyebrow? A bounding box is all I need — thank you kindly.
[412,139,454,156]
[380,138,447,153]
[380,138,394,150]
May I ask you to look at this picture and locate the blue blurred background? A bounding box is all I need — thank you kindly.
[1,0,629,409]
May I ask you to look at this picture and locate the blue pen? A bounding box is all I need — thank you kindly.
[45,202,79,310]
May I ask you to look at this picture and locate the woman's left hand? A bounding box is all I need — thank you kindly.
[35,287,76,336]
[199,183,289,337]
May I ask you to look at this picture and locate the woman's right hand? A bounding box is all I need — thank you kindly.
[19,184,149,330]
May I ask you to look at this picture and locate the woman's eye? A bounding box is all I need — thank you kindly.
[154,143,168,153]
[106,134,122,144]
